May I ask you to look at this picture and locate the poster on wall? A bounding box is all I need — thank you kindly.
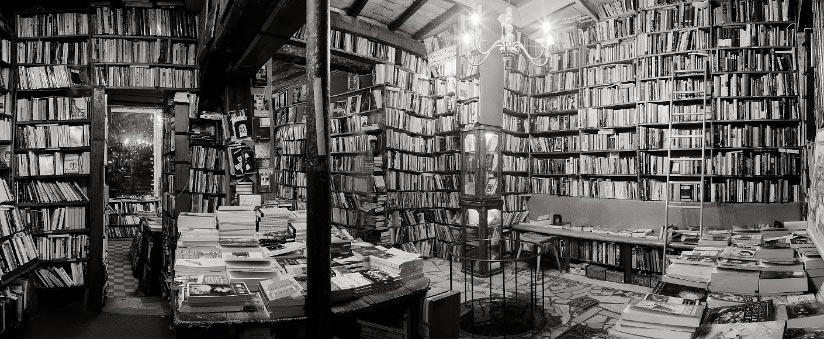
[809,130,824,254]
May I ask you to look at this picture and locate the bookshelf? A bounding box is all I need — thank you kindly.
[252,61,274,199]
[12,6,96,291]
[106,198,158,238]
[90,5,199,90]
[425,26,463,260]
[272,81,308,210]
[525,0,804,205]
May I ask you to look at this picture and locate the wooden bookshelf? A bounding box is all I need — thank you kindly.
[524,0,804,205]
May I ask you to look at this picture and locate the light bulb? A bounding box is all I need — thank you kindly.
[462,33,473,45]
[470,12,481,26]
[541,21,552,34]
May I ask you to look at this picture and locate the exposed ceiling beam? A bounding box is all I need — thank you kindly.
[514,0,575,29]
[347,0,369,16]
[573,0,599,20]
[412,4,462,40]
[388,0,428,31]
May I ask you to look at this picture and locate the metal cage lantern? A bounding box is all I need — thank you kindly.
[461,199,504,277]
[461,125,503,200]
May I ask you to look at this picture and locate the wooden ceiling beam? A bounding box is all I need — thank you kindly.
[330,11,426,55]
[573,0,599,20]
[412,4,462,40]
[347,0,369,16]
[388,0,428,31]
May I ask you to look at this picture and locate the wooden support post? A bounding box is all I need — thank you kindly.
[305,0,332,338]
[87,87,107,312]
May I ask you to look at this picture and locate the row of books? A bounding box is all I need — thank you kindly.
[15,96,90,122]
[16,41,88,65]
[93,38,197,65]
[531,177,640,199]
[17,12,89,38]
[107,226,138,238]
[640,178,799,202]
[15,124,89,149]
[15,181,88,204]
[15,152,90,177]
[638,2,710,32]
[191,145,225,170]
[188,170,224,194]
[639,152,800,176]
[0,233,38,276]
[23,207,86,232]
[33,234,87,260]
[34,262,85,288]
[108,199,157,214]
[95,65,198,88]
[17,65,81,90]
[92,7,198,38]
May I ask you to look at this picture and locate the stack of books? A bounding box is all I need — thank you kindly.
[216,206,257,246]
[222,248,277,290]
[178,282,256,313]
[290,211,307,242]
[662,247,717,288]
[609,294,705,339]
[369,247,424,281]
[259,274,305,317]
[257,205,291,234]
[176,213,218,247]
[172,247,227,291]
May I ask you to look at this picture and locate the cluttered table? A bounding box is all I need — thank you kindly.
[515,223,696,250]
[171,276,430,328]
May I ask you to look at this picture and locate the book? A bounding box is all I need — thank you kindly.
[694,321,784,339]
[185,282,254,305]
[621,298,705,328]
[701,300,775,324]
[759,270,807,294]
[785,301,824,328]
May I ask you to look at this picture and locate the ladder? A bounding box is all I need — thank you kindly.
[662,53,710,274]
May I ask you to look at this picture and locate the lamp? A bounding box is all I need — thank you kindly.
[463,6,553,67]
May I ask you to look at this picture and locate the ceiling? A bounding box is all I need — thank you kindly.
[330,0,597,41]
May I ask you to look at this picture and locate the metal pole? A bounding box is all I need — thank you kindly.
[305,0,332,337]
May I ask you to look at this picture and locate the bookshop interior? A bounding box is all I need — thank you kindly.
[3,0,824,338]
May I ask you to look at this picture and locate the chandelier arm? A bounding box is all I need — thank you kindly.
[467,41,504,67]
[516,43,549,67]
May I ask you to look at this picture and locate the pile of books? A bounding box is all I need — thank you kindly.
[216,206,257,246]
[257,205,291,234]
[177,213,217,247]
[222,248,276,290]
[259,274,304,317]
[610,293,705,339]
[178,282,256,313]
[369,247,424,281]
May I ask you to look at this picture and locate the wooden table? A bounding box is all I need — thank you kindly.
[172,277,430,338]
[514,223,696,285]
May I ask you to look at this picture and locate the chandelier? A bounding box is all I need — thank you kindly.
[463,6,553,67]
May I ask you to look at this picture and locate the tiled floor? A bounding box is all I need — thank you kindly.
[106,239,140,298]
[423,258,648,338]
[104,239,170,316]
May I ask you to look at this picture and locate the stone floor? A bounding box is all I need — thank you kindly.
[423,258,651,339]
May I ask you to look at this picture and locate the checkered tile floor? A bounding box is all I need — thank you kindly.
[107,239,140,298]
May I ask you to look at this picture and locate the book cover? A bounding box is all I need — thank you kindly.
[701,300,775,324]
[652,281,708,301]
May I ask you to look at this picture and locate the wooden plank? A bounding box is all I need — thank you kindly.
[87,87,107,312]
[273,43,374,75]
[573,0,599,19]
[412,4,461,40]
[347,0,369,16]
[330,11,426,55]
[388,0,428,31]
